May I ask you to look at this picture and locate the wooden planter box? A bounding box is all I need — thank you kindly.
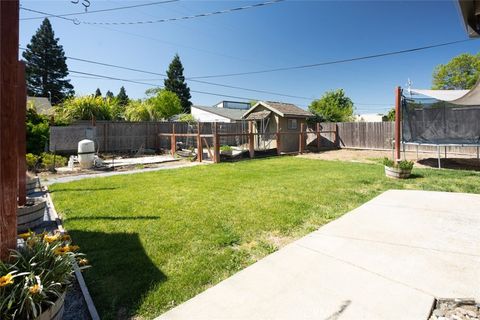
[17,197,47,232]
[26,176,39,195]
[384,166,412,179]
[35,291,66,320]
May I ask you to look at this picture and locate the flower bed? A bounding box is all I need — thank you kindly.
[383,157,414,179]
[0,232,89,319]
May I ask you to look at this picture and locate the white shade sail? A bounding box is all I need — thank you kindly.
[409,80,480,106]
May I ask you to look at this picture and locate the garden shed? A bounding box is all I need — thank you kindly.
[243,101,313,153]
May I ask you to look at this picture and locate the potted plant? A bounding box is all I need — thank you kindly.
[0,231,89,320]
[220,145,233,156]
[383,157,414,179]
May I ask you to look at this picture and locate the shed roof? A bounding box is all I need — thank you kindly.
[244,101,313,119]
[192,105,245,121]
[245,110,271,120]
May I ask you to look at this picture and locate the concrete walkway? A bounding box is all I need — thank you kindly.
[158,190,480,320]
[42,161,206,185]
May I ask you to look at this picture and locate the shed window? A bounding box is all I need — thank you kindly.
[287,118,298,130]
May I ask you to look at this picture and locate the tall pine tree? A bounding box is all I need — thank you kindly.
[105,90,114,99]
[22,18,74,105]
[164,54,192,113]
[117,86,129,106]
[94,88,102,97]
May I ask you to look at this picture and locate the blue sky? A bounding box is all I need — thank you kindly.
[20,0,479,114]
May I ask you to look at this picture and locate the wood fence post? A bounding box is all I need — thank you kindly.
[299,123,305,154]
[334,123,338,147]
[316,122,321,151]
[213,122,220,163]
[17,61,26,207]
[394,86,402,162]
[171,123,176,157]
[248,121,254,158]
[0,0,20,260]
[197,123,203,162]
[276,130,281,155]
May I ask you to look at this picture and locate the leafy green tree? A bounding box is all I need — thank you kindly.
[164,54,192,113]
[105,90,115,99]
[117,86,129,106]
[308,89,354,122]
[148,90,183,120]
[383,107,395,121]
[432,53,480,90]
[22,18,74,105]
[94,88,102,97]
[178,113,196,123]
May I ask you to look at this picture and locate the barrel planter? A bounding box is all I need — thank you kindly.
[26,176,39,195]
[35,291,66,320]
[384,165,412,179]
[17,197,47,232]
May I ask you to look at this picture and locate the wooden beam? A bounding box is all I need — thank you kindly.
[197,123,202,162]
[213,122,220,163]
[316,122,321,151]
[17,61,26,207]
[276,130,281,155]
[0,0,20,260]
[171,123,176,157]
[299,123,305,154]
[394,86,401,161]
[248,121,254,158]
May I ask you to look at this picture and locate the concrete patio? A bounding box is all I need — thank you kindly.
[158,190,480,320]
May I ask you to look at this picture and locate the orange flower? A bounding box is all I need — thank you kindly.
[43,234,60,243]
[18,231,33,240]
[29,284,42,294]
[78,258,89,266]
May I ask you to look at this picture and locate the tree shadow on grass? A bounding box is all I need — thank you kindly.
[49,187,119,193]
[67,216,160,221]
[69,230,166,320]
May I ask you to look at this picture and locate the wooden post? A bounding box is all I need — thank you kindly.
[394,86,402,162]
[213,122,220,163]
[197,123,202,162]
[17,61,26,207]
[171,123,176,157]
[334,123,338,147]
[1,0,20,260]
[91,115,96,127]
[299,123,305,154]
[276,130,281,155]
[248,121,254,158]
[316,123,321,151]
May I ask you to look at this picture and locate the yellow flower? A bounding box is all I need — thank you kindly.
[43,234,60,243]
[0,273,14,287]
[29,284,42,294]
[54,247,67,255]
[78,258,89,266]
[68,245,80,252]
[18,231,33,240]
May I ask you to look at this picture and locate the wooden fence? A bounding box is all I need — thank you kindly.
[49,120,480,156]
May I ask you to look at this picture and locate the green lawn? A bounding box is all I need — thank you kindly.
[49,157,480,319]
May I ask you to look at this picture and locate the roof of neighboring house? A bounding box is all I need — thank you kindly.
[192,105,246,121]
[245,110,271,120]
[27,97,53,115]
[244,101,313,118]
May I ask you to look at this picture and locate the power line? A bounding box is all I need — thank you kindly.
[79,0,283,25]
[21,0,284,26]
[20,0,179,21]
[19,46,392,106]
[187,39,477,79]
[68,70,256,101]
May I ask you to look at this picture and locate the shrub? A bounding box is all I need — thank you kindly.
[383,157,414,170]
[178,113,196,123]
[220,145,233,152]
[40,153,68,170]
[26,107,50,155]
[0,231,89,319]
[26,153,40,171]
[56,96,121,122]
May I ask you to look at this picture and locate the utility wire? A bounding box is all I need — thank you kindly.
[21,0,283,26]
[80,0,283,25]
[68,70,256,101]
[187,39,476,79]
[20,0,179,21]
[18,46,392,106]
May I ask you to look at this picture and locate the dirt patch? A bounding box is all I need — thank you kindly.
[429,298,479,320]
[299,149,480,170]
